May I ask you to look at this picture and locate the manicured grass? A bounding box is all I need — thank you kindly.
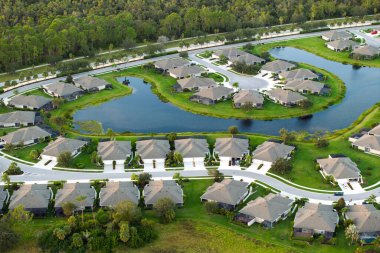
[111,65,344,120]
[23,88,52,98]
[71,152,102,170]
[251,36,380,68]
[4,142,49,162]
[204,72,226,82]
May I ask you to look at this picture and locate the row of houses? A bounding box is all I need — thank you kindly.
[0,180,183,215]
[200,178,380,241]
[321,30,380,59]
[3,76,110,111]
[157,56,326,108]
[212,48,266,66]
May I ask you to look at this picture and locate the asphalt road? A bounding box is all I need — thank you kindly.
[2,24,379,205]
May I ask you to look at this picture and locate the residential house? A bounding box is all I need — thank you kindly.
[1,126,51,146]
[252,141,295,166]
[190,86,234,105]
[279,69,318,81]
[174,77,217,92]
[135,139,170,170]
[352,134,380,156]
[326,39,359,51]
[143,180,183,208]
[266,88,308,106]
[345,204,380,242]
[174,138,209,169]
[168,65,205,79]
[43,82,83,101]
[233,90,264,108]
[7,95,52,110]
[99,181,140,208]
[236,193,293,227]
[200,179,249,210]
[0,111,36,128]
[40,137,88,162]
[351,45,380,60]
[97,141,132,166]
[74,76,111,92]
[321,30,353,41]
[293,203,339,238]
[154,58,189,71]
[261,60,296,74]
[284,80,325,95]
[234,53,265,65]
[317,155,362,183]
[54,183,96,215]
[9,184,51,216]
[214,137,250,167]
[213,48,265,65]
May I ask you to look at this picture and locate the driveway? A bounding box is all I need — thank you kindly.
[189,54,270,90]
[351,27,380,47]
[33,159,57,170]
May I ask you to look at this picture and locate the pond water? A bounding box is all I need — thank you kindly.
[73,47,380,135]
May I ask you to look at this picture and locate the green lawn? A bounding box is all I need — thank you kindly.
[251,36,380,68]
[109,65,344,120]
[23,88,52,98]
[71,152,103,170]
[4,142,49,162]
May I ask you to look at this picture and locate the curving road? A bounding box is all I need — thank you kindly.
[1,24,379,205]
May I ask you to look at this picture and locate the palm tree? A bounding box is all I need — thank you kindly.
[106,128,115,140]
[75,195,87,225]
[1,173,10,188]
[365,194,377,204]
[345,224,359,246]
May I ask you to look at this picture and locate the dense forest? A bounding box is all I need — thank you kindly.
[1,0,380,72]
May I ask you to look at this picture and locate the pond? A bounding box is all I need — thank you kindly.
[73,47,380,135]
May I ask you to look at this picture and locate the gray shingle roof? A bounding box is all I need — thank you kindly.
[136,139,170,160]
[168,65,205,78]
[174,138,209,158]
[322,30,353,41]
[294,203,338,232]
[201,179,249,205]
[261,60,296,73]
[233,90,264,105]
[327,39,359,50]
[177,77,217,90]
[192,86,234,101]
[317,157,361,180]
[8,95,52,109]
[352,45,380,57]
[214,138,249,158]
[353,135,380,151]
[0,111,35,126]
[1,126,51,145]
[266,88,307,104]
[154,58,189,70]
[213,48,245,59]
[0,186,8,210]
[9,184,50,210]
[54,183,95,209]
[346,204,380,233]
[44,82,83,97]
[234,53,265,65]
[99,181,140,207]
[279,68,318,80]
[239,193,293,222]
[284,80,325,94]
[42,137,88,158]
[252,141,294,163]
[369,125,380,136]
[143,180,183,206]
[74,76,109,90]
[97,141,131,161]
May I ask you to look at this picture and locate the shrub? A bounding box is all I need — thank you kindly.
[204,201,220,214]
[154,197,176,224]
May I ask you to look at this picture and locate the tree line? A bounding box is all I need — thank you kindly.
[1,0,380,72]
